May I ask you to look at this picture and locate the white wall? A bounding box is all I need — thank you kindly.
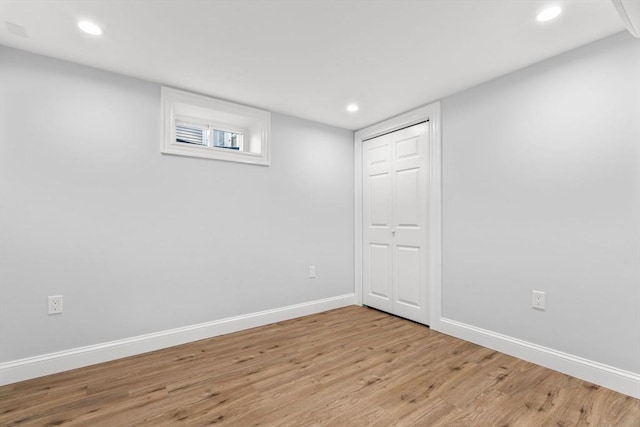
[0,46,354,363]
[2,29,638,393]
[441,32,639,374]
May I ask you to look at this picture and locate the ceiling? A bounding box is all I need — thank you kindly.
[0,0,625,130]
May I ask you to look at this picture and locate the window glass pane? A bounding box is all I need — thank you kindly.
[176,121,209,146]
[213,130,243,151]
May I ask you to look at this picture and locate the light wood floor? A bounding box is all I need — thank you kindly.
[1,306,638,426]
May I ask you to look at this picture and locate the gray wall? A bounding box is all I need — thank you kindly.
[0,46,354,362]
[2,31,638,378]
[442,32,639,374]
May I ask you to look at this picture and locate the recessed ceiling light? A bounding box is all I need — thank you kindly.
[78,20,102,36]
[346,104,359,112]
[536,6,562,22]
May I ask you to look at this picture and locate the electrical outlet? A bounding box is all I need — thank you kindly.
[532,291,545,310]
[48,295,63,314]
[308,265,316,279]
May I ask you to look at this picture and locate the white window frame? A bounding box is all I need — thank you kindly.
[161,87,270,166]
[175,114,247,151]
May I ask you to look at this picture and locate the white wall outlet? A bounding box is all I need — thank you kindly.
[308,265,316,279]
[48,295,64,314]
[532,291,545,310]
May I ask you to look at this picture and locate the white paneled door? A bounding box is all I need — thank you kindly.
[363,122,430,324]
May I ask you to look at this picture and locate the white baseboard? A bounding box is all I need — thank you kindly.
[0,294,356,386]
[435,317,640,399]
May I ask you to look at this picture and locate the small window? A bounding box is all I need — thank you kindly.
[174,116,245,151]
[161,87,270,165]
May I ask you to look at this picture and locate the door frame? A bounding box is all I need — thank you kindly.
[354,101,442,328]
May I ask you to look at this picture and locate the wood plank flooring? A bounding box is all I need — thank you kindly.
[1,306,638,426]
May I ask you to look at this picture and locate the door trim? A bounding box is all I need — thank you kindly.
[354,102,442,328]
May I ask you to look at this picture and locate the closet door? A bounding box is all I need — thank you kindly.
[363,123,430,324]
